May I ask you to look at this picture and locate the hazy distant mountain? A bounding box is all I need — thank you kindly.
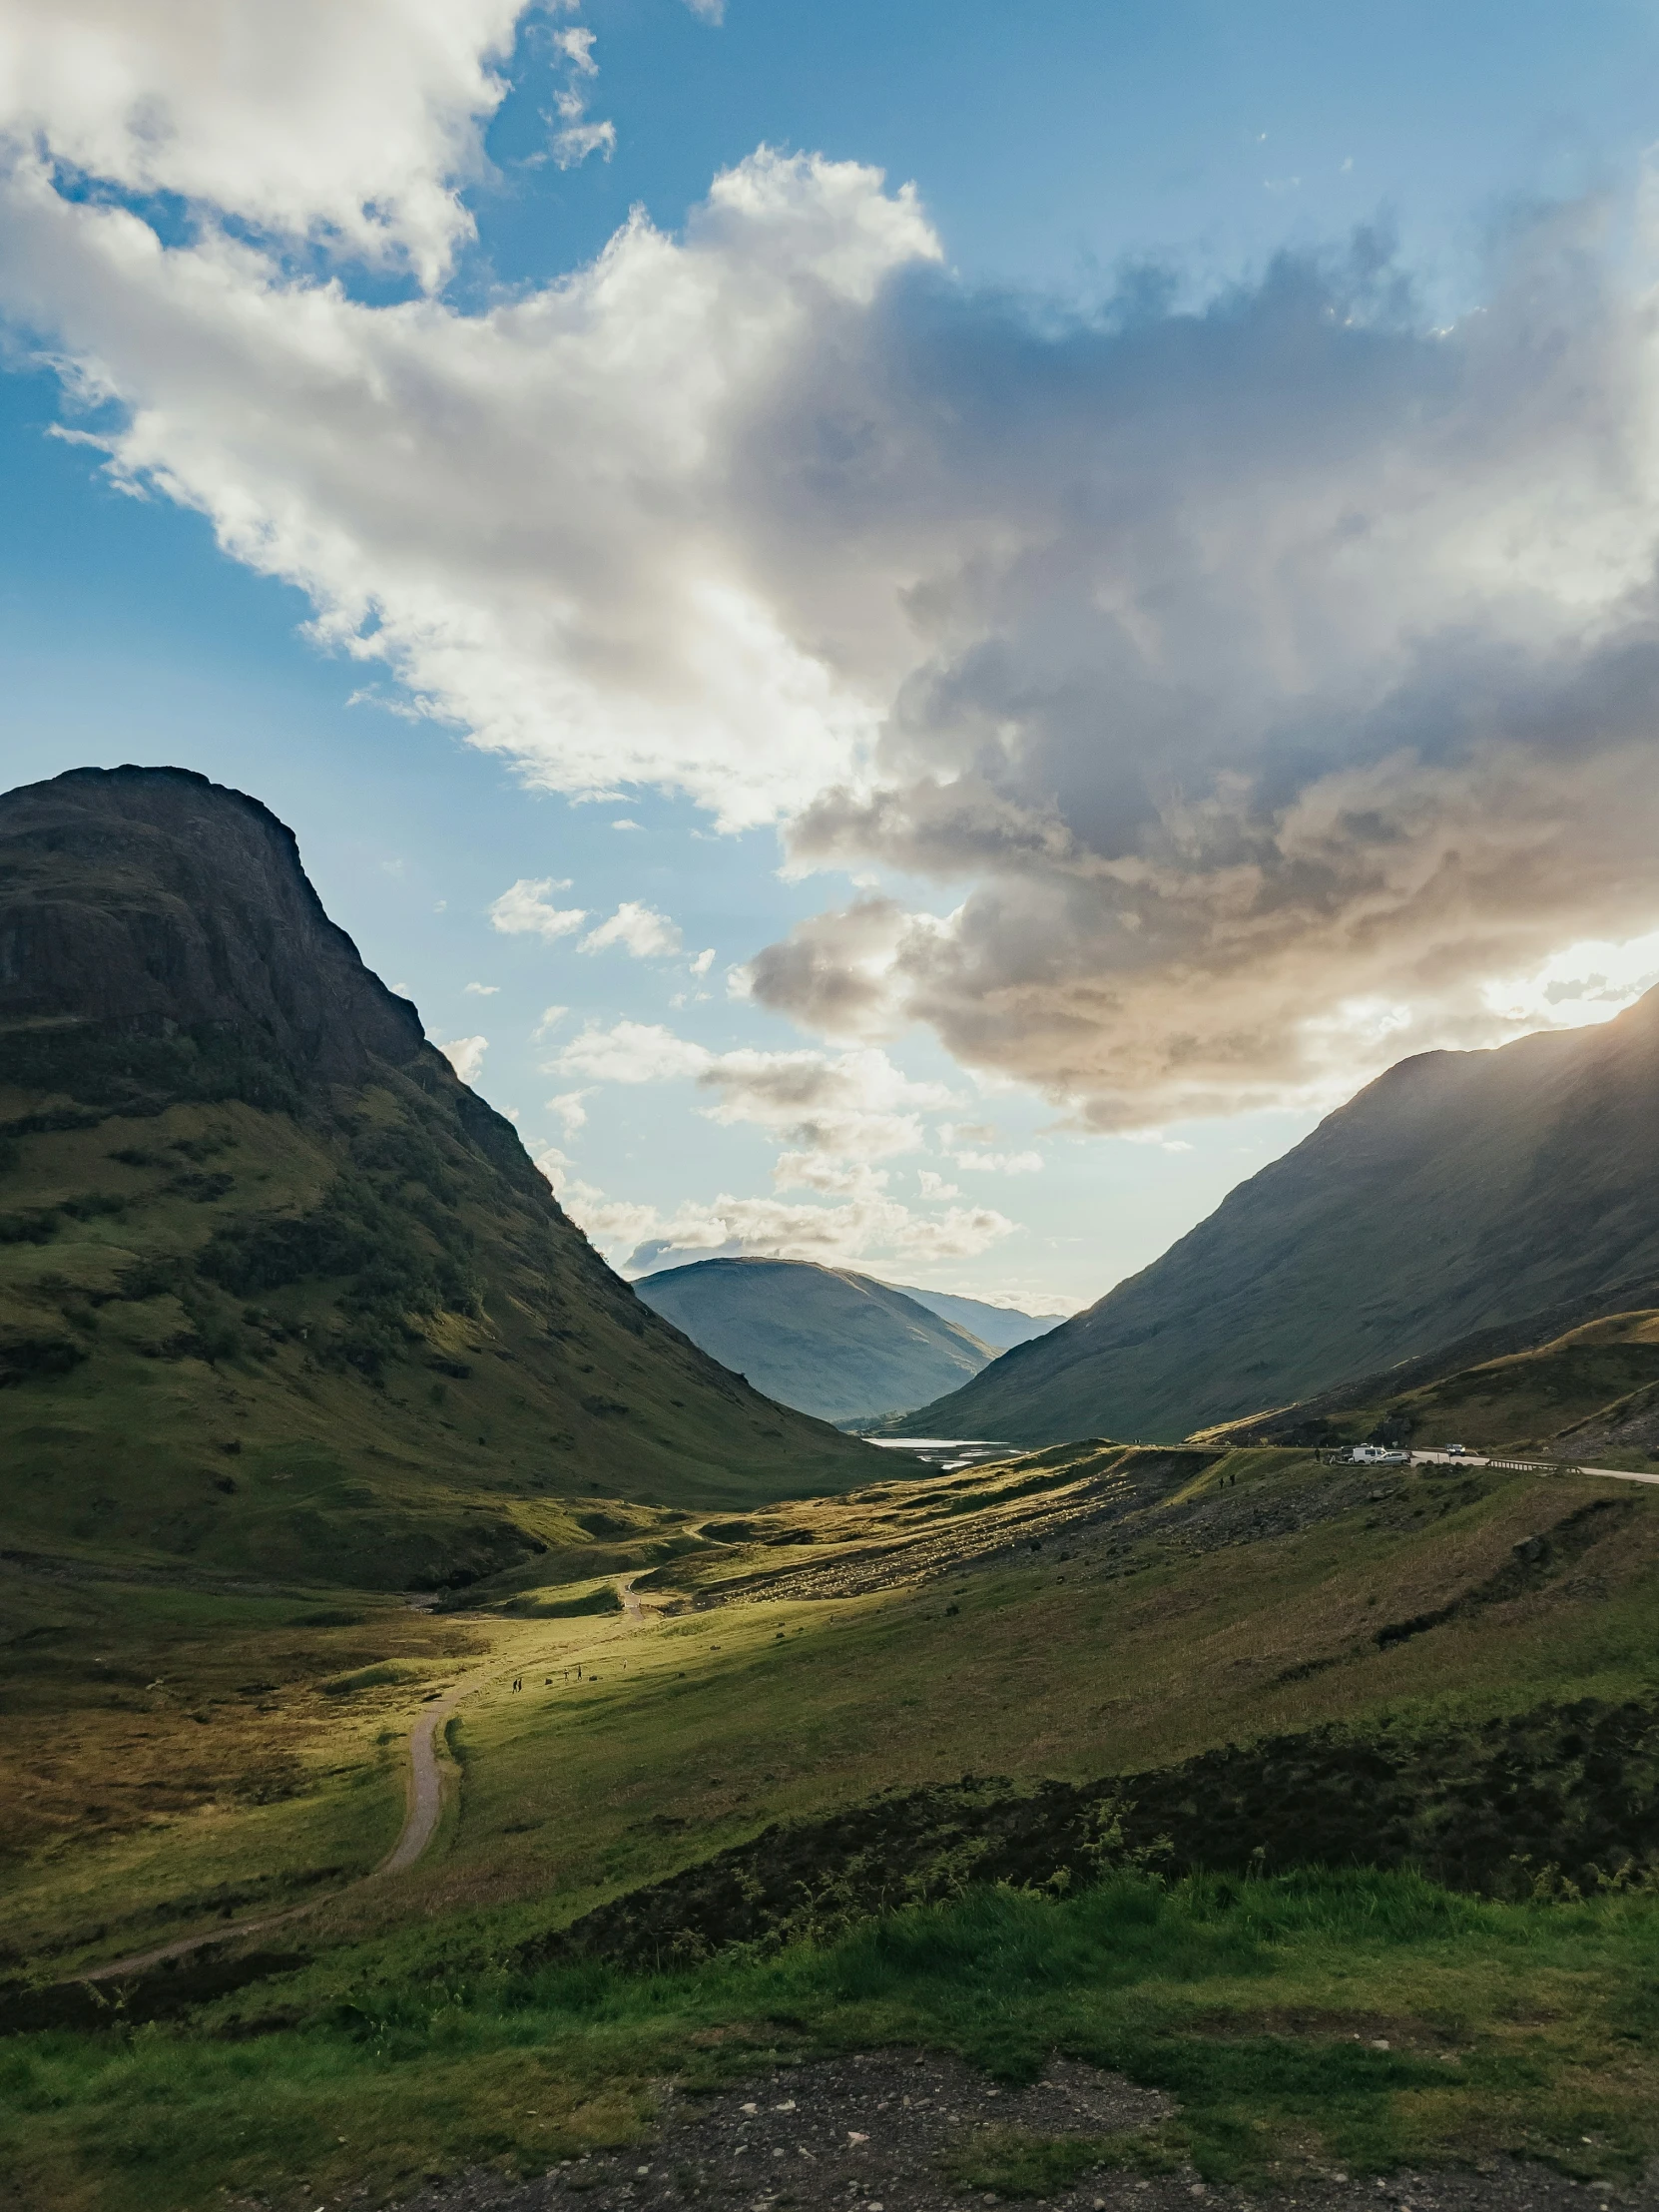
[891,988,1659,1446]
[881,1282,1066,1352]
[634,1257,998,1422]
[0,767,866,1588]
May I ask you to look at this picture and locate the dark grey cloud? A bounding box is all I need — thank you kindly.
[744,203,1659,1122]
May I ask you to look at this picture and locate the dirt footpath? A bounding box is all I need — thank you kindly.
[392,2050,1655,2212]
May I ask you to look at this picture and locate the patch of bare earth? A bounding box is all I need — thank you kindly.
[386,2051,1656,2212]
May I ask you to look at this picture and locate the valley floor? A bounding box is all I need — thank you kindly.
[6,1442,1659,2209]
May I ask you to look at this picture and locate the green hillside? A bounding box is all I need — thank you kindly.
[634,1255,995,1420]
[893,992,1659,1445]
[0,767,869,1588]
[1213,1308,1659,1467]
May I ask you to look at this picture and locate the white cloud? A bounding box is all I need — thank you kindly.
[550,107,614,170]
[0,145,937,830]
[532,1003,569,1040]
[557,1019,712,1085]
[578,900,683,959]
[546,23,614,170]
[938,1121,995,1147]
[916,1168,960,1199]
[690,947,716,977]
[490,878,587,940]
[950,1148,1043,1175]
[464,980,499,995]
[551,1179,1014,1275]
[544,1087,594,1134]
[772,1153,889,1198]
[14,26,1659,1129]
[551,25,598,73]
[1480,926,1659,1032]
[611,818,642,830]
[0,0,526,287]
[436,1033,488,1083]
[555,1022,953,1163]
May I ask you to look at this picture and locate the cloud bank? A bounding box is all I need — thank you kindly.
[0,0,523,285]
[553,1022,953,1163]
[539,1021,1013,1273]
[7,6,1659,1133]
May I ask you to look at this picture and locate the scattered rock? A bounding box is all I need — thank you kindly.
[385,2050,1652,2212]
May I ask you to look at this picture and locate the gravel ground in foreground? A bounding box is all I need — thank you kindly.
[389,2050,1656,2212]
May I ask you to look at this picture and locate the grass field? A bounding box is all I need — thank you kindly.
[6,1442,1659,2209]
[8,1871,1659,2210]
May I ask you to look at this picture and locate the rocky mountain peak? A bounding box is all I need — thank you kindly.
[0,765,427,1087]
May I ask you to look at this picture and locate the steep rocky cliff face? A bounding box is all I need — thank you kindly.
[0,767,867,1586]
[0,766,424,1082]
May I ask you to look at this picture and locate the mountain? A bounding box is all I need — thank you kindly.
[632,1257,996,1421]
[0,766,868,1586]
[879,1282,1066,1352]
[891,988,1659,1446]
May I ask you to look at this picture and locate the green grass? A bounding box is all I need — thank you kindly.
[0,1567,489,1971]
[9,1444,1659,2204]
[386,1455,1659,1937]
[937,2126,1173,2195]
[7,1871,1658,2211]
[0,1078,871,1597]
[1243,1309,1659,1458]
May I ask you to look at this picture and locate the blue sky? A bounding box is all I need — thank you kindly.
[6,1,1659,1313]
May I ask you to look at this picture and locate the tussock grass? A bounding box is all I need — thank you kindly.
[6,1872,1658,2210]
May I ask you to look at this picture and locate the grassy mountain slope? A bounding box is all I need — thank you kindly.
[881,1279,1067,1351]
[894,990,1659,1445]
[633,1256,994,1420]
[1210,1308,1659,1467]
[0,767,868,1585]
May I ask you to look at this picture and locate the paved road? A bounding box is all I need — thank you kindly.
[1409,1449,1659,1486]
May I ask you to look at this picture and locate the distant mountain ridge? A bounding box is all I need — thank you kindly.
[634,1257,1009,1422]
[882,1282,1066,1352]
[892,988,1659,1445]
[0,766,866,1587]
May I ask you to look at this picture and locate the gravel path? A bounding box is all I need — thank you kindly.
[388,2051,1656,2212]
[80,1668,482,1980]
[76,1571,649,1982]
[378,1678,472,1876]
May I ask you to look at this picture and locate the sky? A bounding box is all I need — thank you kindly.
[6,2,1659,1316]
